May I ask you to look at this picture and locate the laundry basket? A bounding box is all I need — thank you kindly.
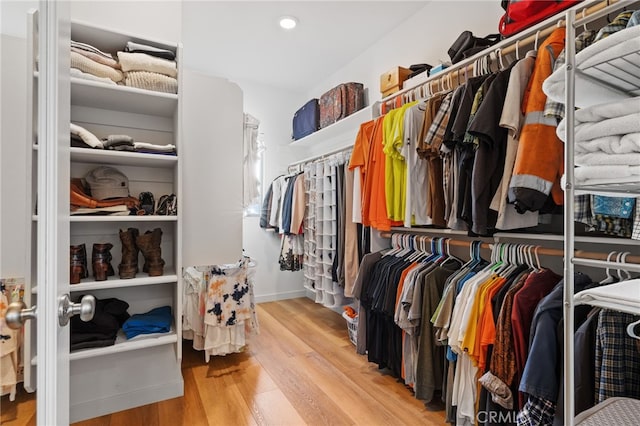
[342,311,358,346]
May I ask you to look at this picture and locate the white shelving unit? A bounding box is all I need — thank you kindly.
[562,3,640,425]
[26,12,184,422]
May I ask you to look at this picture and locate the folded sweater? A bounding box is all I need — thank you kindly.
[124,71,178,94]
[117,51,177,78]
[71,46,120,69]
[70,67,117,86]
[122,306,172,339]
[70,51,124,82]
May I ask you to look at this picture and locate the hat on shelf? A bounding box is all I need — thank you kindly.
[85,166,130,200]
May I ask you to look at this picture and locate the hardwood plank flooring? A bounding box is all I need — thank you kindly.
[0,298,446,425]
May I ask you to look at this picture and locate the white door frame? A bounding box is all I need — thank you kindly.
[37,0,71,424]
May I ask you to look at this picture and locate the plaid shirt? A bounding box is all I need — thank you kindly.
[424,91,453,151]
[633,198,640,240]
[575,194,595,228]
[516,396,556,426]
[595,309,640,403]
[595,11,634,41]
[543,30,596,121]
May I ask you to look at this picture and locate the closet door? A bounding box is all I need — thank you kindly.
[37,1,72,423]
[181,69,244,267]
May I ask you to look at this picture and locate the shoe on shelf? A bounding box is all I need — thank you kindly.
[118,228,140,279]
[70,243,88,284]
[136,228,165,277]
[92,243,115,281]
[155,194,177,215]
[138,192,155,215]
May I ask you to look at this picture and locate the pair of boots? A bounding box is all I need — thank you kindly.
[70,243,115,283]
[69,228,164,283]
[118,228,165,279]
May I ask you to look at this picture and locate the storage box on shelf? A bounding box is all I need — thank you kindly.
[380,66,412,97]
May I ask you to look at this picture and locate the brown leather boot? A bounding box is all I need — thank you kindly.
[92,243,115,281]
[136,228,165,277]
[70,244,88,284]
[118,228,139,279]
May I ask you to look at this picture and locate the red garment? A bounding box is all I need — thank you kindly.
[510,268,561,409]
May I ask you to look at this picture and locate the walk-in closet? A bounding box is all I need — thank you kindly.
[1,1,639,425]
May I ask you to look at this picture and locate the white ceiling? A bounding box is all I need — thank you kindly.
[182,1,429,92]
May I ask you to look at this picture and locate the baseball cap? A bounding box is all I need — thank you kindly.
[85,166,130,200]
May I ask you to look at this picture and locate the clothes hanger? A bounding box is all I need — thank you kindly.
[582,8,589,32]
[515,39,520,60]
[497,48,505,71]
[599,251,618,284]
[534,246,542,271]
[534,30,541,51]
[617,252,632,281]
[626,319,640,340]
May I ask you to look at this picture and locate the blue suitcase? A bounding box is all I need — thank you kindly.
[292,99,319,140]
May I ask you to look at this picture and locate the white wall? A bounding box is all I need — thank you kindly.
[236,79,309,302]
[0,35,29,278]
[306,1,505,103]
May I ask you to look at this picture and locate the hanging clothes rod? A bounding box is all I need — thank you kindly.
[379,232,640,266]
[288,145,352,168]
[377,0,634,110]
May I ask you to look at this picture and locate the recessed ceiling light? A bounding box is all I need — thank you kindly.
[279,16,298,30]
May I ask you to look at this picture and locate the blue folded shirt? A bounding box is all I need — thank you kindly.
[122,306,172,339]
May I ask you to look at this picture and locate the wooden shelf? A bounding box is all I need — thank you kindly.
[70,215,178,223]
[289,106,372,147]
[70,147,177,168]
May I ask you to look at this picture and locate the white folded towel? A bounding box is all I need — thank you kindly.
[557,97,640,142]
[575,150,640,167]
[70,51,124,82]
[572,165,640,185]
[543,25,640,108]
[574,133,640,155]
[575,279,640,315]
[117,51,177,78]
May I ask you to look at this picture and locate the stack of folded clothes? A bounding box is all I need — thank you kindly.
[118,41,178,94]
[70,40,123,85]
[122,306,172,339]
[70,122,177,155]
[70,297,130,351]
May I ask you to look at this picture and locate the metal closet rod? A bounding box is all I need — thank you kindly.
[378,0,632,104]
[288,145,352,168]
[379,232,640,265]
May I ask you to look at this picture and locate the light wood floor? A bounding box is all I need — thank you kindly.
[1,298,445,425]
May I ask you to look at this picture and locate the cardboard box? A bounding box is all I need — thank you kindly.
[380,66,411,96]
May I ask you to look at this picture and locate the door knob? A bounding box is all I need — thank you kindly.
[58,294,95,326]
[5,302,37,330]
